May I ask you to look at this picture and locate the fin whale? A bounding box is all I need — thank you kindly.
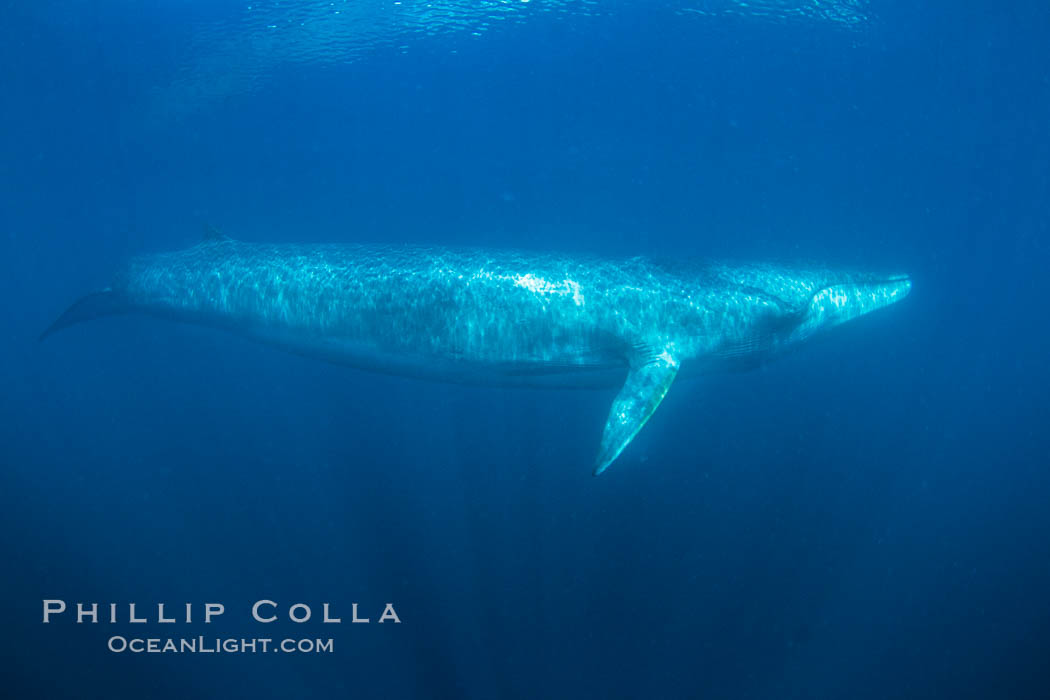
[43,232,911,475]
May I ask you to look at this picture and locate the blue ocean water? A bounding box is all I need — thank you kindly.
[1,1,1047,697]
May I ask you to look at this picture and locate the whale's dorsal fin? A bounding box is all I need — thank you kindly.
[202,224,231,243]
[594,346,680,475]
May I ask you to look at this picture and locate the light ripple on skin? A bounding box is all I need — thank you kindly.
[122,240,904,372]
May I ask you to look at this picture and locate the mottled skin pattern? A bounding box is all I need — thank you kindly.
[120,239,908,384]
[47,236,911,474]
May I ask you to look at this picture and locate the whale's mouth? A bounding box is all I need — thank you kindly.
[790,273,911,343]
[880,274,913,301]
[846,273,911,290]
[875,274,912,301]
[832,273,912,301]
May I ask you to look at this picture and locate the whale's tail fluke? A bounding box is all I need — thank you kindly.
[40,289,129,341]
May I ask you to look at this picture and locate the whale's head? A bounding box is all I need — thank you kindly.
[711,263,912,355]
[781,270,913,345]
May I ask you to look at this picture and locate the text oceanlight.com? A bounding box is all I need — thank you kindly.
[107,636,335,654]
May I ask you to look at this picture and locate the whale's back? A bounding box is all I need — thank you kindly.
[115,240,666,373]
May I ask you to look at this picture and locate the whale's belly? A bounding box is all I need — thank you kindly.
[246,327,629,388]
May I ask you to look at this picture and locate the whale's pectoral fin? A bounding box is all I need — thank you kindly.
[594,348,680,476]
